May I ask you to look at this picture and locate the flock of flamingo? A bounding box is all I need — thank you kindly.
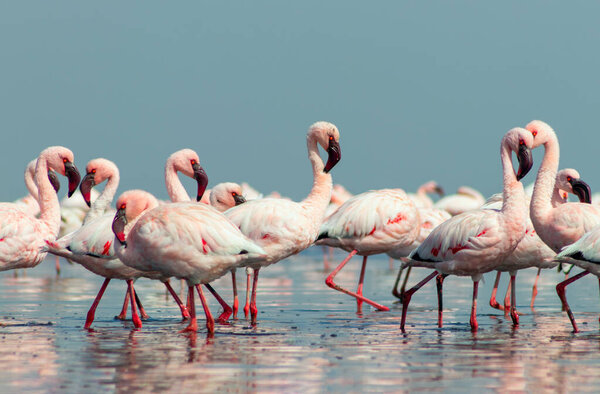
[2,120,600,336]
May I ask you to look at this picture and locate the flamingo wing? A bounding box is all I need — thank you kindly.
[0,208,45,268]
[66,214,117,258]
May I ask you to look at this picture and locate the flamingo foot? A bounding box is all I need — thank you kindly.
[179,318,198,333]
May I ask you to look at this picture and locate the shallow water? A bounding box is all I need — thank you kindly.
[0,248,599,393]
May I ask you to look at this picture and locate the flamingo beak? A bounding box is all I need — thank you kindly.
[569,178,592,204]
[65,161,81,197]
[324,140,341,173]
[233,194,246,205]
[516,145,533,181]
[192,162,209,202]
[434,185,445,197]
[48,170,60,193]
[79,172,96,207]
[112,207,128,247]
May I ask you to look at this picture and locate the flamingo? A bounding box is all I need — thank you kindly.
[408,181,445,209]
[389,207,451,300]
[224,121,341,324]
[525,121,600,326]
[488,168,592,313]
[322,184,354,271]
[318,188,420,312]
[112,190,265,335]
[12,159,60,217]
[433,186,485,216]
[0,146,80,274]
[400,127,534,332]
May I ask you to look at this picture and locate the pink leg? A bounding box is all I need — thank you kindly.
[389,257,394,271]
[84,278,111,329]
[325,250,390,311]
[510,274,519,326]
[180,287,198,333]
[250,268,260,325]
[391,264,406,300]
[556,271,589,333]
[400,271,438,332]
[436,274,446,328]
[163,280,190,319]
[115,289,129,320]
[470,280,479,332]
[399,266,412,299]
[55,256,61,276]
[134,291,150,320]
[204,283,232,323]
[244,270,251,319]
[232,270,239,319]
[503,279,511,313]
[530,268,541,309]
[196,284,215,336]
[127,279,142,329]
[356,256,368,313]
[489,271,505,311]
[323,246,330,271]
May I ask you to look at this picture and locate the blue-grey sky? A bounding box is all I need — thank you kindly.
[1,2,598,202]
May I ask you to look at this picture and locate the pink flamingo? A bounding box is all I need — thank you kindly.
[44,158,192,329]
[525,120,600,331]
[400,127,534,332]
[389,207,451,300]
[225,121,341,324]
[318,188,420,312]
[0,146,80,273]
[488,168,592,312]
[407,181,445,209]
[433,186,485,216]
[12,159,60,217]
[112,190,265,335]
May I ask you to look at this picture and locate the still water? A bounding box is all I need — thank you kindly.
[0,248,599,393]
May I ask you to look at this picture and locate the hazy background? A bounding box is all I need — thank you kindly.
[1,2,598,202]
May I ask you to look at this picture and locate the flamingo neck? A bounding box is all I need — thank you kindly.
[499,142,527,241]
[35,157,61,237]
[165,163,191,203]
[551,186,566,208]
[84,171,120,223]
[24,165,39,202]
[530,133,559,228]
[302,134,333,221]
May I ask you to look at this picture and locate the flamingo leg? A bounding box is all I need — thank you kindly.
[127,279,142,329]
[489,271,505,311]
[436,274,447,328]
[244,269,251,320]
[400,271,438,332]
[196,284,214,336]
[399,266,412,299]
[388,257,394,271]
[470,280,480,332]
[250,268,260,325]
[115,289,129,320]
[556,271,589,333]
[325,250,390,311]
[232,270,239,319]
[510,273,519,326]
[55,256,61,276]
[531,268,541,309]
[356,256,368,313]
[391,264,406,300]
[134,290,150,320]
[84,278,111,329]
[503,279,511,313]
[180,286,198,333]
[322,246,330,271]
[163,280,190,319]
[204,283,232,323]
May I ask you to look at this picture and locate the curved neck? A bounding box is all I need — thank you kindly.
[530,134,559,226]
[301,134,333,217]
[165,163,191,203]
[24,166,38,201]
[499,142,526,228]
[35,158,61,236]
[84,172,120,223]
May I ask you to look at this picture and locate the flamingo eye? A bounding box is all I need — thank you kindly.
[91,169,96,174]
[63,158,68,163]
[329,136,333,141]
[190,159,196,165]
[519,139,524,145]
[532,130,538,137]
[567,176,572,182]
[120,204,126,210]
[232,192,237,197]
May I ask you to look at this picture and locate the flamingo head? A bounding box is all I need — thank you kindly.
[209,182,246,212]
[80,158,119,207]
[309,121,341,173]
[525,120,555,149]
[167,149,209,202]
[40,146,80,197]
[504,128,534,181]
[112,190,159,247]
[556,168,592,204]
[420,180,445,197]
